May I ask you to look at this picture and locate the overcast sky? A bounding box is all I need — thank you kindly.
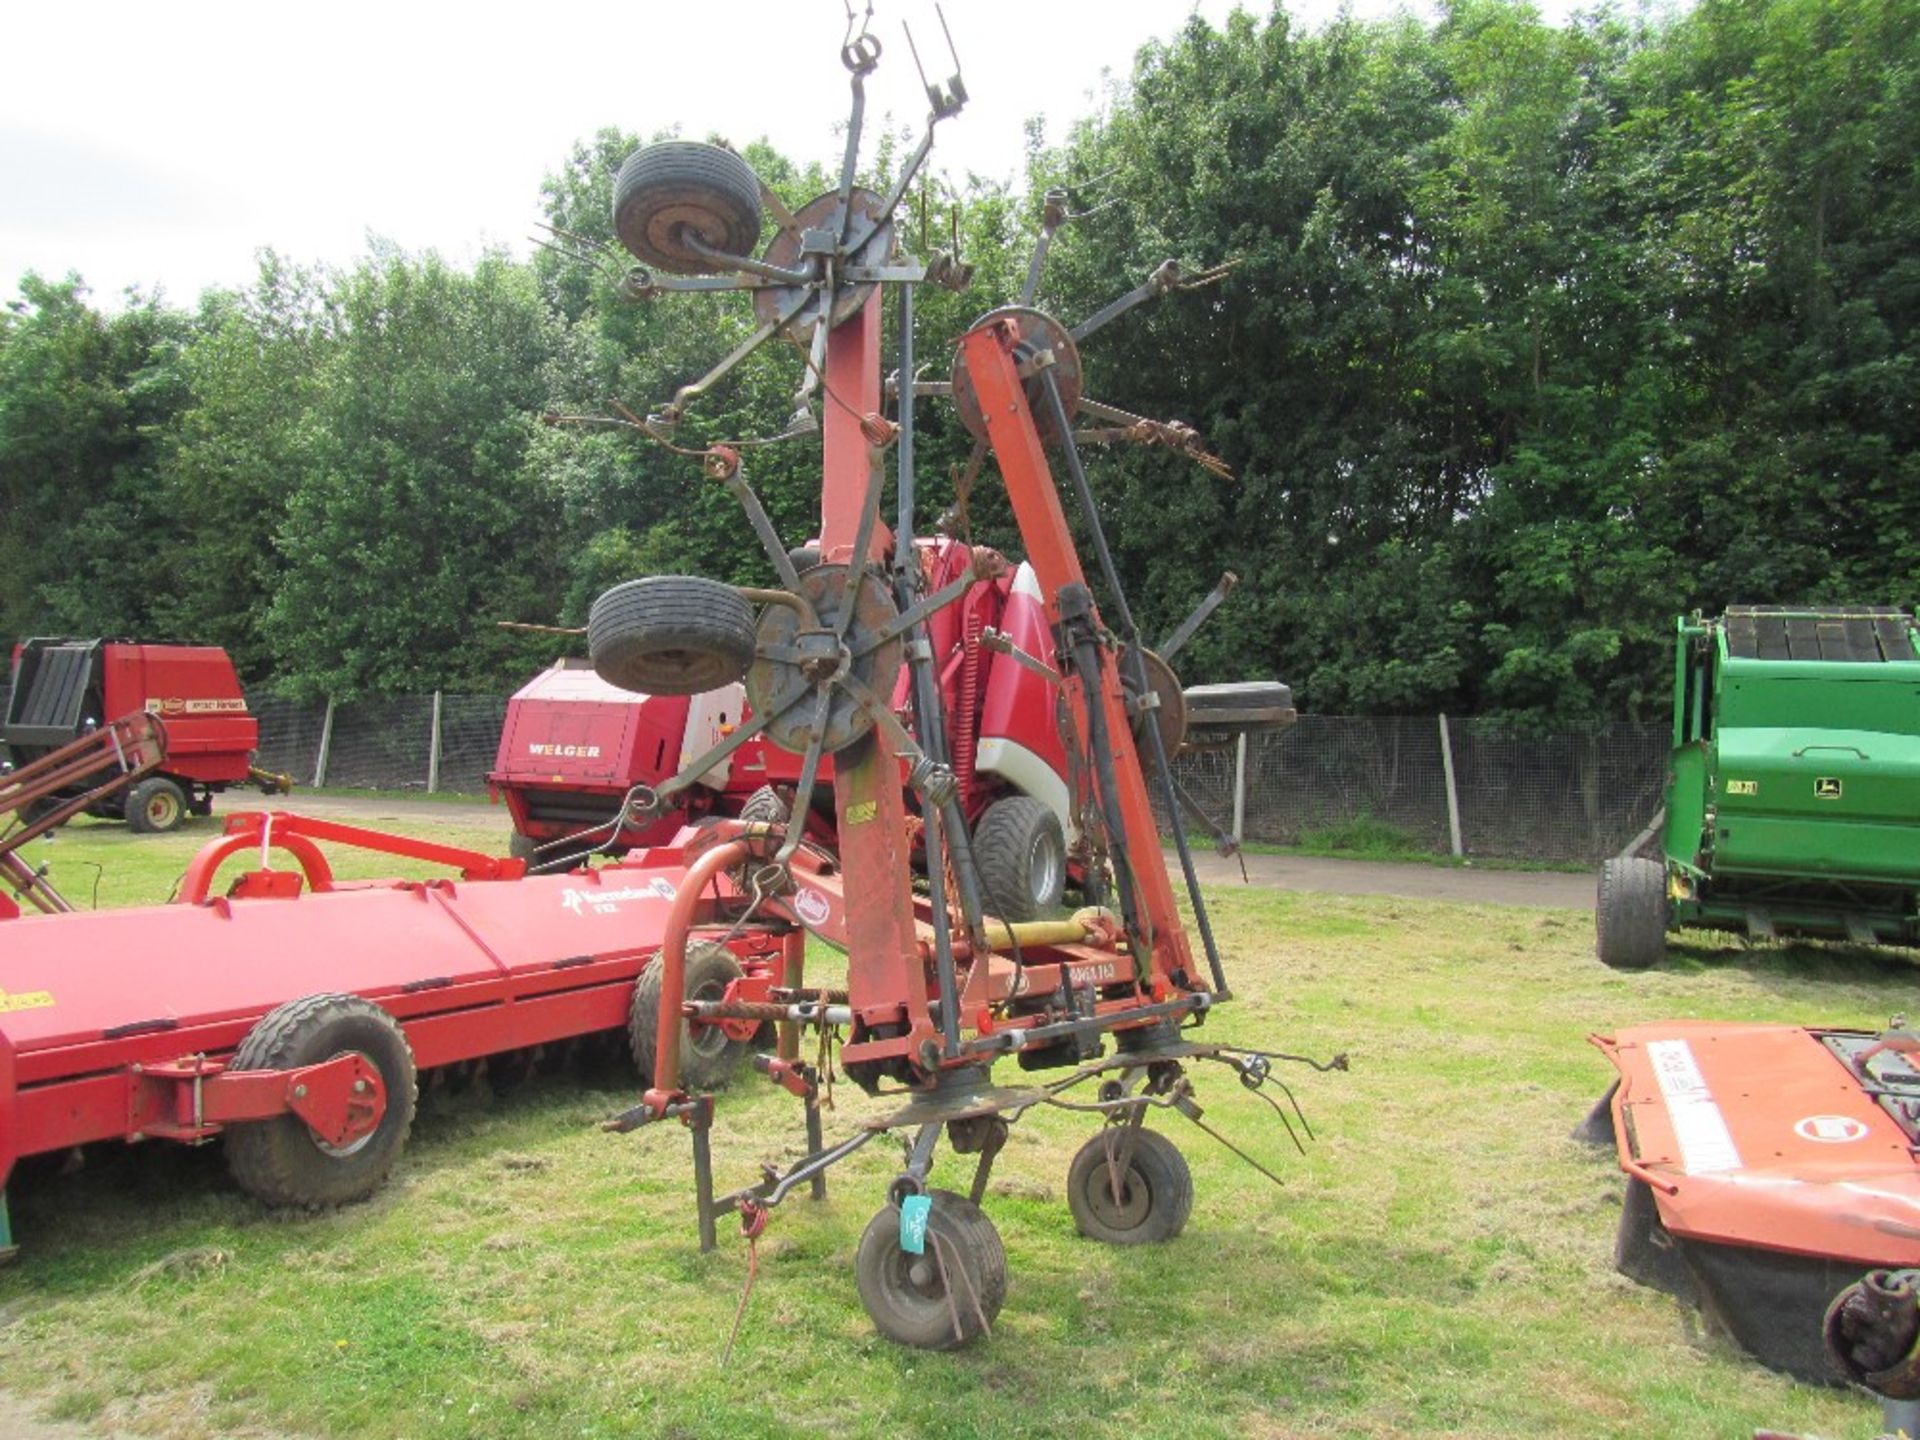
[1,0,1574,309]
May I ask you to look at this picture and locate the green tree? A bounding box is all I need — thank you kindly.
[263,249,565,698]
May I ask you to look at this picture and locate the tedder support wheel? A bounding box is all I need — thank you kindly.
[125,776,188,834]
[1596,857,1669,970]
[612,141,764,276]
[630,941,750,1091]
[224,993,418,1209]
[1066,1126,1194,1245]
[973,795,1067,922]
[589,575,757,697]
[854,1188,1008,1349]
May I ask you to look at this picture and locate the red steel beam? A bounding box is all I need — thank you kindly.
[818,298,935,1070]
[957,320,1197,994]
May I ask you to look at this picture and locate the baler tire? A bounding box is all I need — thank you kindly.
[630,941,750,1091]
[125,777,188,834]
[612,141,764,276]
[855,1188,1007,1349]
[1066,1127,1193,1245]
[973,795,1067,922]
[1596,857,1669,970]
[589,576,757,697]
[224,993,418,1210]
[737,785,789,827]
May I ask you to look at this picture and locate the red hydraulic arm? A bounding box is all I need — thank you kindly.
[1,712,169,918]
[959,319,1197,993]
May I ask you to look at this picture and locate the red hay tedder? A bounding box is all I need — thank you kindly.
[0,9,1330,1350]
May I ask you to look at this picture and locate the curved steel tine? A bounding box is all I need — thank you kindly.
[1181,1109,1287,1189]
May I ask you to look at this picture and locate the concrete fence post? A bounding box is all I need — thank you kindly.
[427,691,443,794]
[1231,731,1249,846]
[1438,712,1464,857]
[312,698,336,789]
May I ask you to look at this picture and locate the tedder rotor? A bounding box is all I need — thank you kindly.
[579,7,1343,1348]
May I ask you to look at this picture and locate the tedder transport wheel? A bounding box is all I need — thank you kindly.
[125,776,188,834]
[973,795,1067,922]
[1596,857,1669,971]
[224,993,418,1209]
[1066,1127,1194,1245]
[612,141,764,276]
[590,576,757,697]
[854,1188,1008,1349]
[630,941,750,1091]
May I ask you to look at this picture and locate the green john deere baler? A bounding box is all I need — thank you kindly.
[1596,605,1920,969]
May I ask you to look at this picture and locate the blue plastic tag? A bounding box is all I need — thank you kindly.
[899,1193,932,1255]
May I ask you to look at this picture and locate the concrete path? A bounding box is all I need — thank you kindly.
[1173,847,1594,909]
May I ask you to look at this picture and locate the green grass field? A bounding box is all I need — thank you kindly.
[0,815,1897,1437]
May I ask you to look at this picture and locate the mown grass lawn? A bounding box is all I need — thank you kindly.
[0,815,1899,1437]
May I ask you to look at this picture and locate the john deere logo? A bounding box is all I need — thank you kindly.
[1815,777,1843,800]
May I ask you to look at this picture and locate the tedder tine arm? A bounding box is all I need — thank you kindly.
[1069,257,1239,345]
[669,290,815,415]
[773,690,834,869]
[1158,571,1238,662]
[707,451,814,602]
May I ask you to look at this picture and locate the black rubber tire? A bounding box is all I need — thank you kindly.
[787,546,823,575]
[1596,856,1669,970]
[737,785,789,827]
[24,796,66,829]
[589,576,757,697]
[224,993,418,1209]
[1066,1127,1194,1245]
[125,776,188,834]
[612,141,764,276]
[630,941,750,1091]
[973,795,1067,922]
[854,1188,1008,1349]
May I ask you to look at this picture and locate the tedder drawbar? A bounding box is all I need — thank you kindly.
[561,10,1345,1346]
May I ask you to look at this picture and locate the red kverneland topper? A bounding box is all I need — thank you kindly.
[0,721,785,1257]
[1585,1020,1920,1381]
[546,7,1339,1347]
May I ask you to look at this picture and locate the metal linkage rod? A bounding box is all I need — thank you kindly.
[1035,367,1230,998]
[893,285,965,1057]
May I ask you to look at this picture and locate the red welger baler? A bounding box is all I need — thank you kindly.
[488,660,755,864]
[3,639,284,832]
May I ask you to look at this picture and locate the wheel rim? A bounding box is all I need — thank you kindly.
[1029,830,1063,909]
[146,791,181,828]
[879,1236,952,1318]
[686,976,732,1058]
[1082,1158,1152,1232]
[311,1051,380,1158]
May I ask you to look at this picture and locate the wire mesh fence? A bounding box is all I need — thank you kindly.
[1157,715,1668,864]
[234,689,1667,864]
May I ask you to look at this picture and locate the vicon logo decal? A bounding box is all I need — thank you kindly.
[528,743,602,758]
